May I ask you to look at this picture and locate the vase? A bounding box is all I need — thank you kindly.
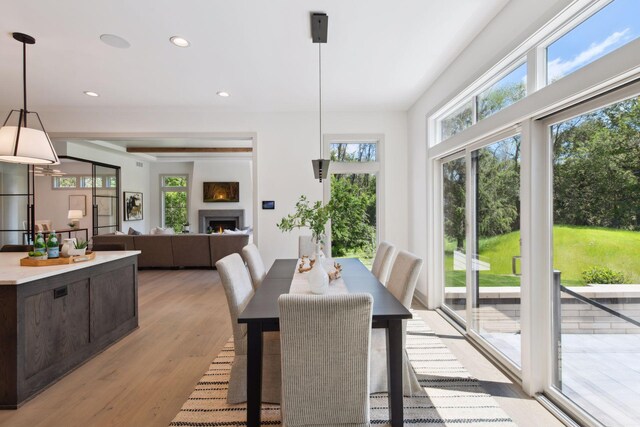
[61,238,77,257]
[308,238,328,294]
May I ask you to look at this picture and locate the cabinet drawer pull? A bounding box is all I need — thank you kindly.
[53,286,68,299]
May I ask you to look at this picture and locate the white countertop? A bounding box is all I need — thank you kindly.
[0,251,141,285]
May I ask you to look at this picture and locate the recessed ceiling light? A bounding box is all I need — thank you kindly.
[100,34,131,49]
[170,36,190,47]
[84,91,99,97]
[217,91,230,97]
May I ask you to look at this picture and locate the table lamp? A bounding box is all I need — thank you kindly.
[68,210,83,229]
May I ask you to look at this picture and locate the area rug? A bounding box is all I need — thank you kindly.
[170,313,516,426]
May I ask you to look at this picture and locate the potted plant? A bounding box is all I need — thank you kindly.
[277,195,332,245]
[69,239,88,256]
[278,195,332,293]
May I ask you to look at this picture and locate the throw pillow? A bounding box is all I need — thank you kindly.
[128,227,141,235]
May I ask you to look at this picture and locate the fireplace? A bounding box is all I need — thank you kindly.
[198,209,244,233]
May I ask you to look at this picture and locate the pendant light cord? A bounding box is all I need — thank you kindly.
[22,41,28,127]
[319,43,322,158]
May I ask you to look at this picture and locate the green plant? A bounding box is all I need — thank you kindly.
[277,195,331,243]
[28,251,45,257]
[581,265,627,284]
[74,240,88,249]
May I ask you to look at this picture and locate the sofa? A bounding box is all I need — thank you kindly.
[92,233,250,268]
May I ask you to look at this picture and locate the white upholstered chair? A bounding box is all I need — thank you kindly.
[215,253,281,404]
[370,250,424,395]
[241,243,266,290]
[371,241,396,285]
[278,294,373,427]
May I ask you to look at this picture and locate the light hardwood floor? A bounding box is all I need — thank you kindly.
[414,308,563,427]
[0,269,231,427]
[0,270,561,427]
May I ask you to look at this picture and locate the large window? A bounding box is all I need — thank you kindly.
[477,63,527,120]
[327,138,381,267]
[429,0,640,423]
[161,175,188,232]
[549,94,640,426]
[442,154,466,321]
[471,135,522,366]
[547,0,640,83]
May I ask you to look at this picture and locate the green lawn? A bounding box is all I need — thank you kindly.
[445,226,640,287]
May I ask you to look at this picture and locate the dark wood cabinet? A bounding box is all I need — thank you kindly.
[24,278,90,378]
[0,255,138,408]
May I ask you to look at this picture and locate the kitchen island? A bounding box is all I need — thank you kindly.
[0,251,140,408]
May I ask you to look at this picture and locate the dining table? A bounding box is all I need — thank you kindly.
[237,257,412,427]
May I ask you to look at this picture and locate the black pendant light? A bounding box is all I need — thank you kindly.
[0,33,59,165]
[311,13,330,182]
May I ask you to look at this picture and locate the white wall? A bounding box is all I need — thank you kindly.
[406,0,574,304]
[47,110,408,268]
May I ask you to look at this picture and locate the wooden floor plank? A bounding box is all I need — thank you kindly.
[0,269,229,427]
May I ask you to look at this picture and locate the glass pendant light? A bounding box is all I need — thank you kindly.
[0,33,59,165]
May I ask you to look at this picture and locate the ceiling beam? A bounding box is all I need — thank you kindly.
[126,147,253,153]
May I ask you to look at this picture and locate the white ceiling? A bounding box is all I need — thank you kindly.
[1,0,508,112]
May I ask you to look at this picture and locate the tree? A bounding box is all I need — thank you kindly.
[330,174,376,257]
[552,98,640,230]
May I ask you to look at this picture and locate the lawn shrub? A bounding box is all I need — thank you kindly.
[581,266,627,284]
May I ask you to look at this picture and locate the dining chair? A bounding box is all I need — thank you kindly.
[241,243,266,290]
[370,241,396,285]
[370,249,424,395]
[278,293,373,427]
[215,253,281,404]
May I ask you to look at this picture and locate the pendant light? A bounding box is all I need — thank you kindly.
[311,13,330,182]
[0,33,59,165]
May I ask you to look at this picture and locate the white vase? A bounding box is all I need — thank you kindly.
[308,238,328,294]
[61,238,77,257]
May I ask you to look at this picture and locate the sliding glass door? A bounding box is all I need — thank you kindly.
[547,92,640,426]
[470,135,522,367]
[440,135,522,367]
[442,153,467,322]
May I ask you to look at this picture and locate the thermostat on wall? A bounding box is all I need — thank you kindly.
[262,201,275,210]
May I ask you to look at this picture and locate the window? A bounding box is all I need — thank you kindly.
[442,155,467,322]
[471,135,522,366]
[547,0,640,83]
[326,138,381,267]
[549,95,640,425]
[80,176,103,188]
[477,63,527,120]
[440,100,473,141]
[330,142,377,162]
[161,175,188,232]
[52,176,77,189]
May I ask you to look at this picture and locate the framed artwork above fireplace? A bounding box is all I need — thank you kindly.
[203,182,239,203]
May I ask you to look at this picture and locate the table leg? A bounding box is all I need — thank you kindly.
[247,322,263,427]
[386,319,403,426]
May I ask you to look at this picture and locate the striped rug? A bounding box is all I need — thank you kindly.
[170,313,516,426]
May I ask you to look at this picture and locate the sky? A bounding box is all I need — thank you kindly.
[547,0,639,82]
